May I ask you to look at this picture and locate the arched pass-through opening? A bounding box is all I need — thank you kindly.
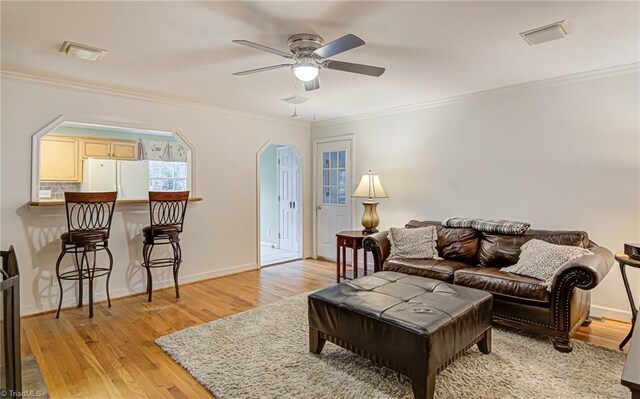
[31,117,196,203]
[257,143,303,267]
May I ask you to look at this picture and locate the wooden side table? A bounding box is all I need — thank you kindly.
[336,231,369,283]
[615,252,640,350]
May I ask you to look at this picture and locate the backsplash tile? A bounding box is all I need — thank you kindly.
[39,182,81,200]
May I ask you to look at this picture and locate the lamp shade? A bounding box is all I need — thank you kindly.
[352,170,388,199]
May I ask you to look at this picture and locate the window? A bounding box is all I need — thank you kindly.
[322,150,346,205]
[148,161,188,191]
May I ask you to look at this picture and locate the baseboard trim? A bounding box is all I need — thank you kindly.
[20,262,258,316]
[590,304,632,322]
[260,241,277,248]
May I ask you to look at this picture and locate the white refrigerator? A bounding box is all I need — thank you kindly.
[81,159,149,200]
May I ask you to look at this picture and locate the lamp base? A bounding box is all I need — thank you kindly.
[360,201,380,235]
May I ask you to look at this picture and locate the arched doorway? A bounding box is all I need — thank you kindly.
[258,144,303,267]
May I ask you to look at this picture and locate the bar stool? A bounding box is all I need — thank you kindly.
[55,192,117,318]
[142,191,189,302]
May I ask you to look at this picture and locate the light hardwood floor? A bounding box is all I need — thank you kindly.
[260,245,299,266]
[21,259,631,398]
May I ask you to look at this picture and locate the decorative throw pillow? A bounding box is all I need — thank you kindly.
[388,226,439,260]
[442,217,475,229]
[502,239,593,291]
[471,219,530,235]
[443,217,530,235]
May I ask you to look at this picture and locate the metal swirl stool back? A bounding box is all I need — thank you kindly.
[142,191,189,301]
[55,191,117,318]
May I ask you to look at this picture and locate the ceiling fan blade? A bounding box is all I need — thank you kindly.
[313,34,365,59]
[304,78,320,91]
[232,40,294,59]
[232,64,291,76]
[323,60,385,77]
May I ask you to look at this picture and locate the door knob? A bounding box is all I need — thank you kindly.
[317,205,322,210]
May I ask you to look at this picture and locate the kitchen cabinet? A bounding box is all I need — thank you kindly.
[110,141,137,160]
[80,138,137,160]
[81,139,111,158]
[40,136,81,182]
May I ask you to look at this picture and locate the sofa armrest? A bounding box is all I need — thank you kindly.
[363,231,390,272]
[550,245,614,292]
[548,245,614,345]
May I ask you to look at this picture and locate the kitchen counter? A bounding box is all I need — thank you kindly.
[29,197,204,207]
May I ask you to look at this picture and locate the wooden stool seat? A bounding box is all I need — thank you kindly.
[61,230,109,245]
[142,225,180,241]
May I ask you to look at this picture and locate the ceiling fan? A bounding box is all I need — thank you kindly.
[232,33,385,91]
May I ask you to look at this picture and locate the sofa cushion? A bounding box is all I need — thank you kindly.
[384,258,470,283]
[453,267,550,304]
[405,220,479,264]
[478,229,590,268]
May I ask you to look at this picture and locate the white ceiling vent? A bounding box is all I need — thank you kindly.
[283,96,310,105]
[59,41,107,61]
[520,20,571,46]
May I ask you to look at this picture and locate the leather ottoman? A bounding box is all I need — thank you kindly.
[308,271,493,399]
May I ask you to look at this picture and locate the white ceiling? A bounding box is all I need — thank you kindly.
[2,1,638,122]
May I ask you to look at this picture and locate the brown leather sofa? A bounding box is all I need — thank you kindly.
[363,220,614,352]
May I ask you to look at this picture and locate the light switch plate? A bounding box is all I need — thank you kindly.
[39,189,52,198]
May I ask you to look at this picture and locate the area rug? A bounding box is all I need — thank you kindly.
[22,355,50,398]
[156,294,627,399]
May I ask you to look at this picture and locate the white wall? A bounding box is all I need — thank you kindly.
[0,75,311,315]
[3,68,638,320]
[312,69,640,321]
[259,145,278,246]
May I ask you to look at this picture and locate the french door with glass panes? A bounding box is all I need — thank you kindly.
[316,140,352,260]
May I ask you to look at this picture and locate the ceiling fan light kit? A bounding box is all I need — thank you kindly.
[232,33,385,91]
[292,58,319,82]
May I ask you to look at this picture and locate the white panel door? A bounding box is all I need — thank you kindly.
[292,153,300,252]
[316,140,351,260]
[278,147,294,252]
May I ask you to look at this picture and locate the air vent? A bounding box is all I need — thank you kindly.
[59,41,107,61]
[520,20,571,46]
[283,96,310,105]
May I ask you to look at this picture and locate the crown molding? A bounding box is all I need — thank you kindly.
[3,62,637,128]
[312,62,640,127]
[0,70,310,127]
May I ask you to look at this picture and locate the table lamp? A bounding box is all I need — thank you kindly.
[352,170,388,234]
